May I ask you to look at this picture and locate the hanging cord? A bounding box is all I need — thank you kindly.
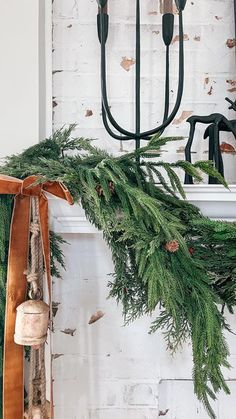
[26,198,41,299]
[38,222,47,418]
[40,345,47,418]
[27,197,47,419]
[28,347,35,416]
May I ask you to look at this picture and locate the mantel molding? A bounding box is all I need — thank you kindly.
[48,185,236,234]
[181,184,236,222]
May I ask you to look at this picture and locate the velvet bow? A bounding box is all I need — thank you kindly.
[0,175,73,419]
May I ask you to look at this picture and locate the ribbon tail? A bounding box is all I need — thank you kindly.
[3,195,31,419]
[43,182,74,206]
[39,196,51,299]
[38,195,54,419]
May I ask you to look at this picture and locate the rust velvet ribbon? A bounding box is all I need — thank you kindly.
[0,175,73,419]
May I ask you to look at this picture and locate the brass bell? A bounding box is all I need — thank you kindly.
[14,300,49,347]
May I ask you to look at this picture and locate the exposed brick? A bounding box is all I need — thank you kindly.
[52,1,236,418]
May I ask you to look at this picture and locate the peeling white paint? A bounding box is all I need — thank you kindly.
[52,1,236,417]
[52,0,236,185]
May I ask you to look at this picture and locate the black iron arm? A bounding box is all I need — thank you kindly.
[98,6,185,141]
[99,10,138,138]
[101,105,133,141]
[137,10,185,138]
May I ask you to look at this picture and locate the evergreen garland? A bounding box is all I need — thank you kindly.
[187,218,236,313]
[0,125,236,418]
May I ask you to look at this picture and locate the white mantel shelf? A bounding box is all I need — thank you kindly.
[183,184,236,221]
[48,185,236,234]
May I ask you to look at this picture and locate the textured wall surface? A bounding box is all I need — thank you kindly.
[51,232,236,419]
[53,0,236,181]
[52,1,236,418]
[0,0,40,157]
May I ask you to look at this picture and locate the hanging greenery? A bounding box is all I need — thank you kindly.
[0,125,236,419]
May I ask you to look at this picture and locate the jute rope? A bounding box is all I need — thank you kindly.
[27,197,47,419]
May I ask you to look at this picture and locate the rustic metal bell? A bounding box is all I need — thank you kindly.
[14,300,49,347]
[24,405,48,419]
[32,406,44,419]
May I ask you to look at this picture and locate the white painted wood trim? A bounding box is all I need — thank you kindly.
[0,0,40,157]
[39,0,53,139]
[183,185,236,221]
[52,216,99,234]
[182,185,236,202]
[44,0,53,138]
[48,185,236,234]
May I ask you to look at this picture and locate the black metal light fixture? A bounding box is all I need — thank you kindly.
[97,0,187,150]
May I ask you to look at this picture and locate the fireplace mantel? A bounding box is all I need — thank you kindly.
[48,185,236,234]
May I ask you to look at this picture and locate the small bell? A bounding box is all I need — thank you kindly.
[14,300,49,347]
[24,405,49,419]
[32,406,44,419]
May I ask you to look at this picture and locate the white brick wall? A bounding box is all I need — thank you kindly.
[52,1,236,418]
[51,233,236,419]
[52,0,236,181]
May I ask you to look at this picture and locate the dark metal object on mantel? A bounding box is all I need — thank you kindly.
[97,0,187,151]
[185,0,236,184]
[184,109,236,184]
